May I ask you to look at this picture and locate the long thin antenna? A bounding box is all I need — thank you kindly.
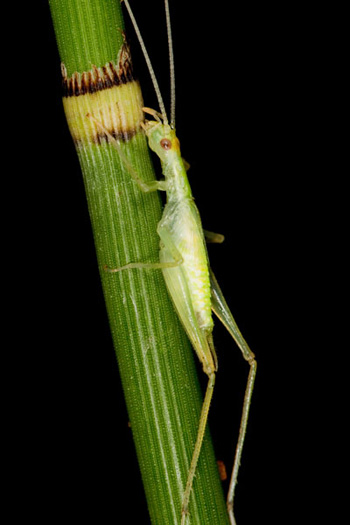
[164,0,176,128]
[123,0,168,125]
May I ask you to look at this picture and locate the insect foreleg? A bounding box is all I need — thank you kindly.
[86,113,167,193]
[209,269,257,525]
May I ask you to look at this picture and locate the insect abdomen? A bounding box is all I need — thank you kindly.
[185,259,213,332]
[172,202,213,333]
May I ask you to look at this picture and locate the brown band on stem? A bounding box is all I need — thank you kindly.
[62,40,135,97]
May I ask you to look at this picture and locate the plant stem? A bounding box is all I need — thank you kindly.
[48,1,229,523]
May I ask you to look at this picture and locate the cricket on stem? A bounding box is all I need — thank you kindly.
[89,1,257,524]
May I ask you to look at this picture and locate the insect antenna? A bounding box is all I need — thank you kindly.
[123,0,169,125]
[164,0,176,128]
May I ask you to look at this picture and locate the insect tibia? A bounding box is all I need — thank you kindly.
[181,371,216,524]
[207,333,218,372]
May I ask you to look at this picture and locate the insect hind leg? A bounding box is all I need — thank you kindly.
[227,357,256,525]
[209,268,257,525]
[181,370,216,525]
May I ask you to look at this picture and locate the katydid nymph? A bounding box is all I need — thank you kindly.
[90,1,257,523]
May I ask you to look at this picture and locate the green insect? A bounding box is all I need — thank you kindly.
[90,1,257,523]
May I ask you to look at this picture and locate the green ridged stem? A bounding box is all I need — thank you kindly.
[48,1,229,523]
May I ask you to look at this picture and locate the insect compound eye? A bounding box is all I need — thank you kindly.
[160,138,172,150]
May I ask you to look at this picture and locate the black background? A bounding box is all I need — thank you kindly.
[6,1,341,524]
